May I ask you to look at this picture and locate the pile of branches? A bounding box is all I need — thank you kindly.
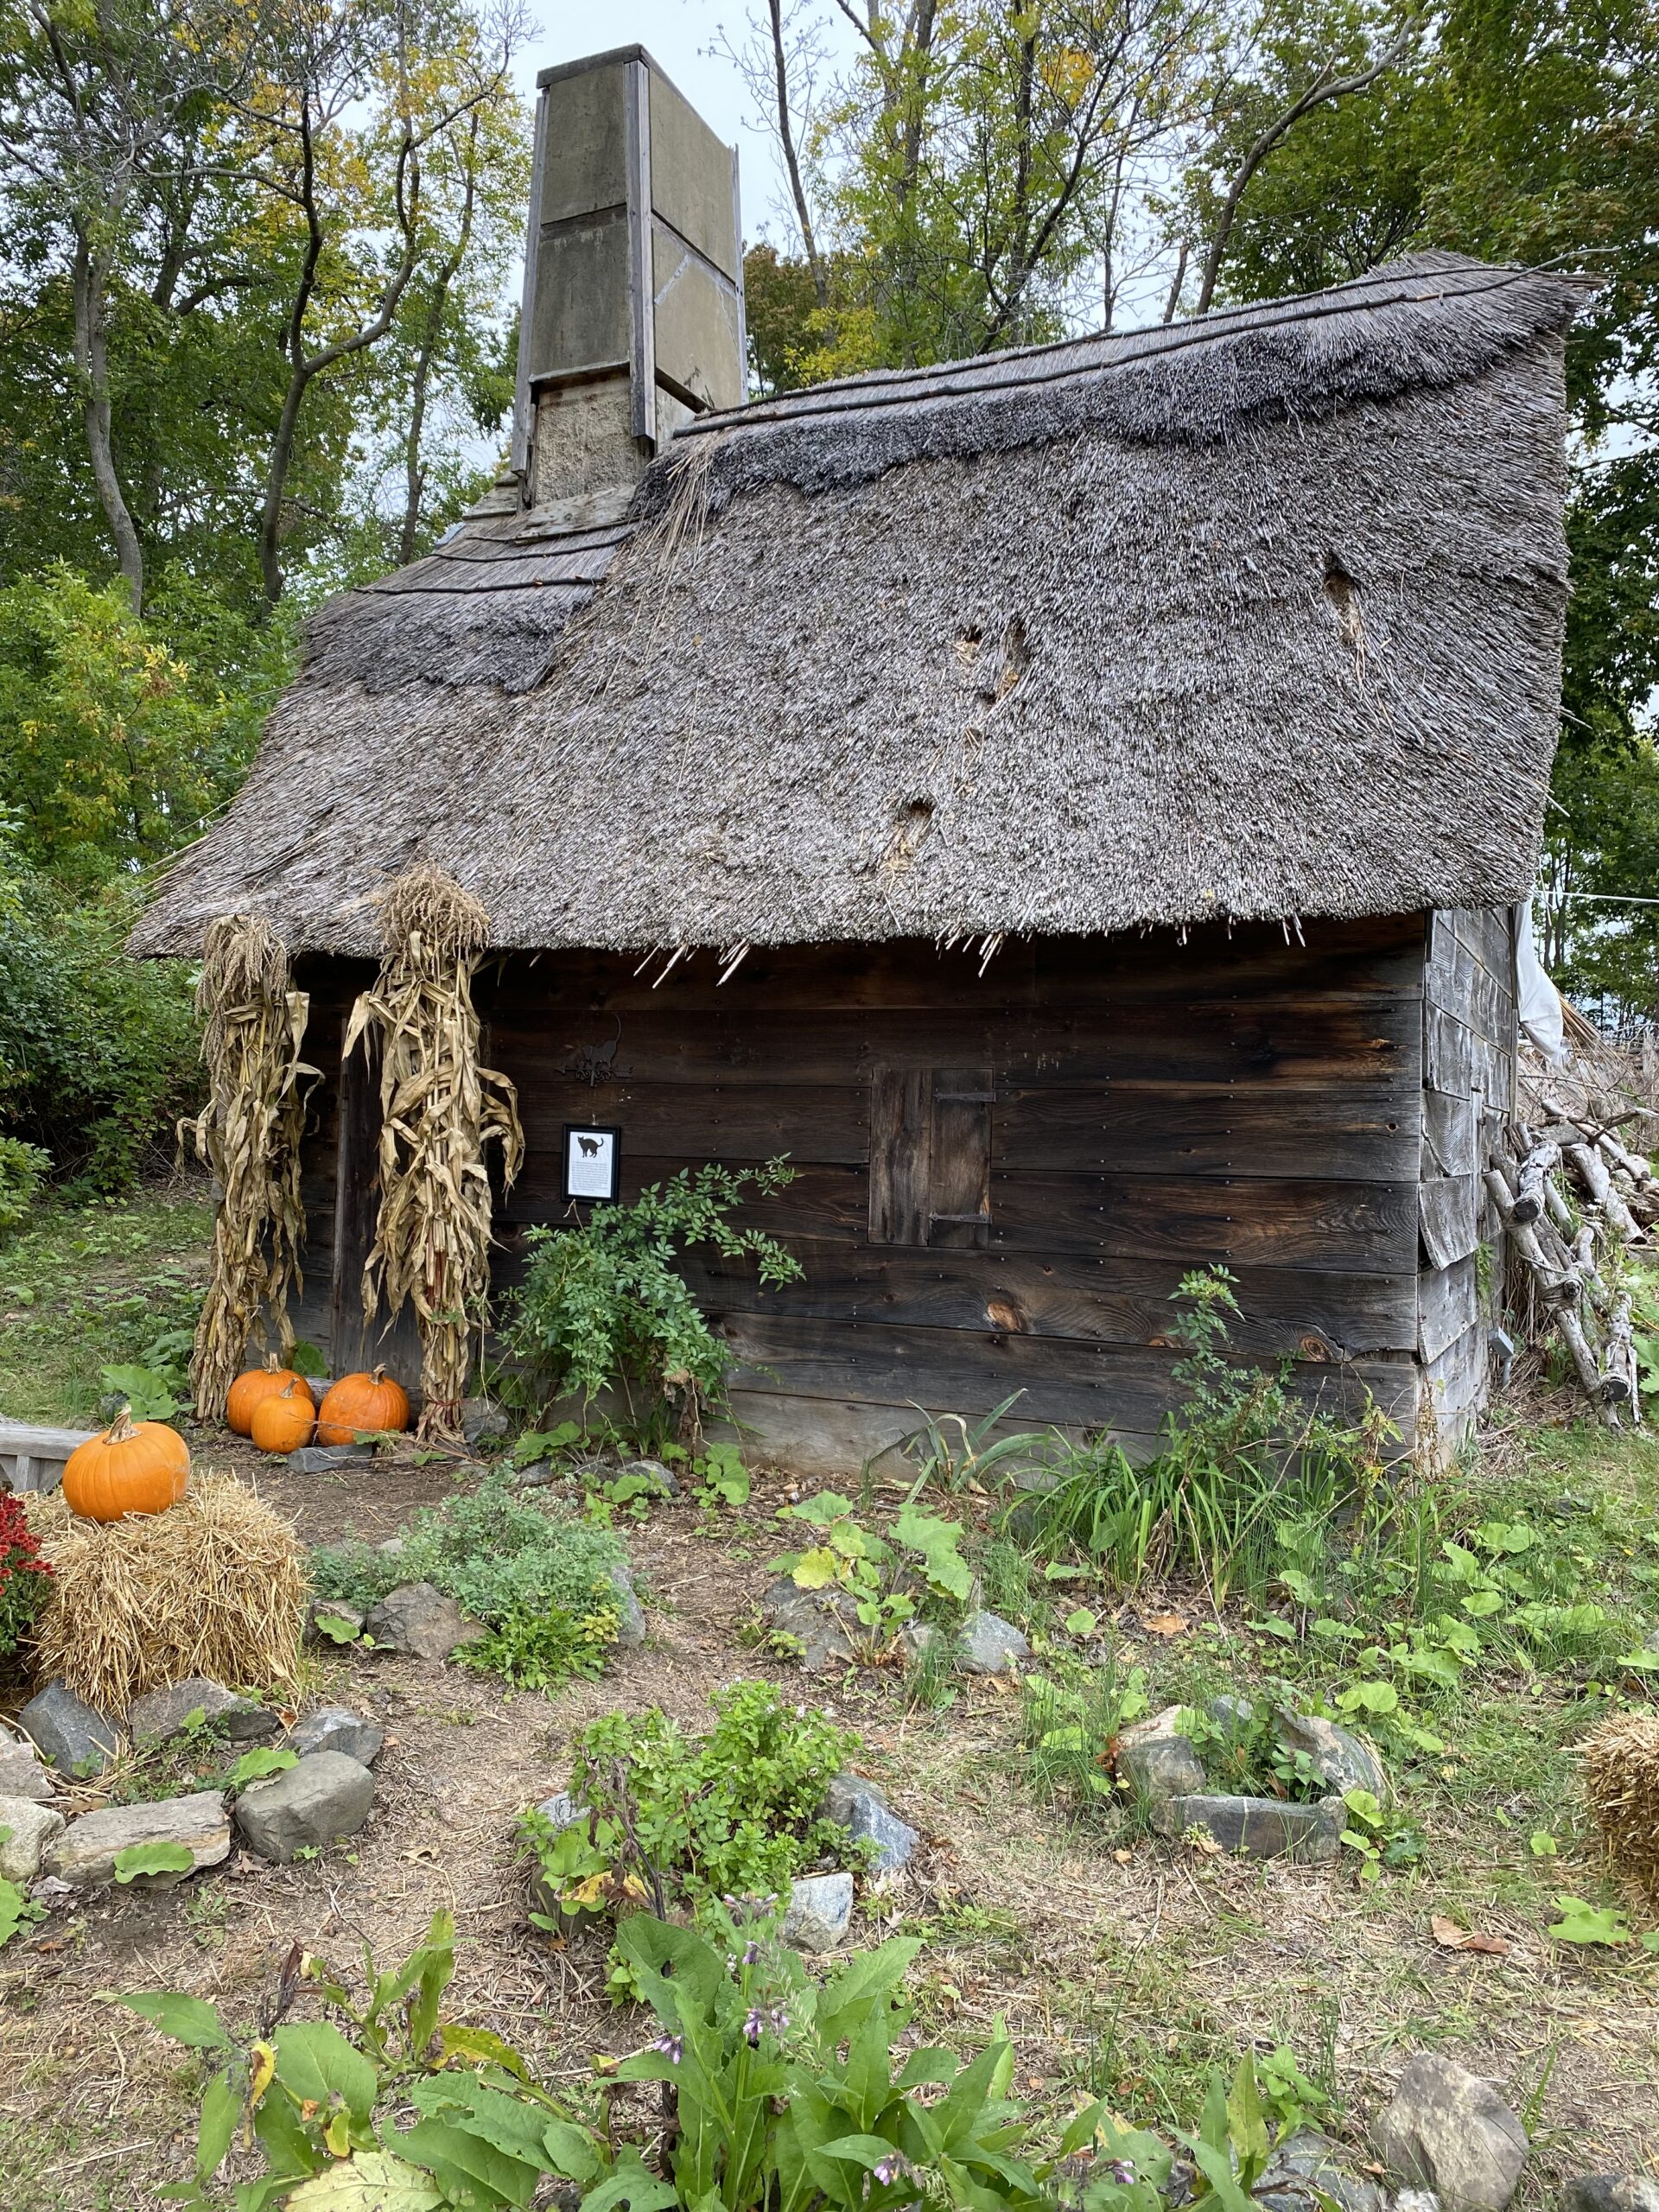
[1486,1053,1656,1427]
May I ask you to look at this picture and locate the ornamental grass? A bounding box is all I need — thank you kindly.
[24,1475,306,1713]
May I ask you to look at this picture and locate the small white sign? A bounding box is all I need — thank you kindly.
[563,1124,619,1202]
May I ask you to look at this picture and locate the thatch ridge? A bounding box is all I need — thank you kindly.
[130,252,1589,961]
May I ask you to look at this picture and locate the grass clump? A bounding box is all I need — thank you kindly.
[311,1471,628,1689]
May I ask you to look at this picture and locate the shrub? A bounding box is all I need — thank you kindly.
[310,1471,628,1688]
[524,1681,856,1964]
[0,1135,49,1230]
[0,863,200,1191]
[503,1160,802,1445]
[0,1492,54,1666]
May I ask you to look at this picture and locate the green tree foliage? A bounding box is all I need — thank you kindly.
[1179,0,1659,1019]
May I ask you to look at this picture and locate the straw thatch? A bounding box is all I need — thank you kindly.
[24,1476,307,1712]
[131,253,1591,963]
[1584,1711,1659,1896]
[346,863,524,1441]
[179,915,315,1419]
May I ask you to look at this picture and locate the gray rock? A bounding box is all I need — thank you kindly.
[955,1610,1031,1675]
[289,1706,384,1766]
[783,1871,854,1952]
[512,1459,559,1490]
[1274,1707,1388,1800]
[1372,2055,1528,2212]
[0,1796,66,1882]
[1393,2194,1440,2212]
[306,1599,366,1646]
[235,1751,375,1863]
[823,1773,919,1875]
[1208,1694,1257,1732]
[1257,2129,1386,2212]
[609,1562,646,1649]
[1151,1792,1346,1865]
[376,1535,406,1557]
[129,1678,278,1746]
[761,1578,857,1673]
[901,1620,940,1660]
[18,1682,119,1777]
[46,1792,230,1887]
[461,1398,510,1447]
[0,1743,54,1803]
[363,1581,483,1660]
[288,1444,372,1476]
[1566,2182,1659,2212]
[619,1458,680,1499]
[1116,1707,1208,1802]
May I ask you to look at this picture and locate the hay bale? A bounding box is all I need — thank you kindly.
[24,1476,306,1713]
[1584,1711,1659,1895]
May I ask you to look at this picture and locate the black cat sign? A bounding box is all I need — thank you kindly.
[562,1123,620,1203]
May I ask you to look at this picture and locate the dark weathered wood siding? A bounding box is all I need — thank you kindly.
[1418,906,1519,1452]
[295,913,1432,1471]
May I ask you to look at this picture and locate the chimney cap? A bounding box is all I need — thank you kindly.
[536,42,682,97]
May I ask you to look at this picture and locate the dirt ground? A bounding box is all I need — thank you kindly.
[3,1445,1657,2209]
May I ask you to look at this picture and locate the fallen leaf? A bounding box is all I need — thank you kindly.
[1431,1915,1510,1956]
[1143,1613,1189,1638]
[1112,1848,1133,1866]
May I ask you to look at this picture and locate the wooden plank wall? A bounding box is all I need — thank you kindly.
[1418,906,1519,1456]
[290,917,1431,1470]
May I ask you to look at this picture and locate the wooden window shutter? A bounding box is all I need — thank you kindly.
[868,1066,992,1247]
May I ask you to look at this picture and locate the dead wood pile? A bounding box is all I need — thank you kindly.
[1487,1008,1658,1427]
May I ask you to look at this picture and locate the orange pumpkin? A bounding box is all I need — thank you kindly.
[317,1366,410,1446]
[250,1377,317,1455]
[226,1356,315,1437]
[62,1406,190,1523]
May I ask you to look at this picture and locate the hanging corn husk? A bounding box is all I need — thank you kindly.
[346,863,523,1442]
[180,915,315,1421]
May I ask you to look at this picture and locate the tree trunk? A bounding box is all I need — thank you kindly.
[72,227,144,612]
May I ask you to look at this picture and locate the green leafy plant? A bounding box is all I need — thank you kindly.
[1019,1649,1150,1821]
[0,1868,46,1947]
[0,1134,49,1230]
[504,1160,803,1446]
[1338,1789,1425,1883]
[687,1439,752,1508]
[309,1605,365,1646]
[112,1839,197,1883]
[1548,1894,1659,1949]
[97,1361,179,1421]
[523,1681,857,1981]
[772,1491,974,1660]
[886,1391,1045,1493]
[311,1472,628,1687]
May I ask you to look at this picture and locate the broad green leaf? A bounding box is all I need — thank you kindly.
[791,1548,842,1591]
[394,2116,537,2208]
[1529,1831,1559,1858]
[578,2152,679,2212]
[437,2024,531,2081]
[1065,1608,1098,1637]
[541,2120,603,2183]
[232,1746,299,1789]
[114,1841,196,1884]
[195,2071,242,2181]
[272,2021,379,2121]
[1548,1895,1631,1946]
[817,2133,905,2169]
[119,1992,234,2052]
[283,2151,445,2210]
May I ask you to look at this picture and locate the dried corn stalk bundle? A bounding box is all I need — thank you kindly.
[180,915,315,1421]
[1583,1711,1659,1896]
[346,863,523,1442]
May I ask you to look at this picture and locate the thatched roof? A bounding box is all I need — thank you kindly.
[134,252,1590,960]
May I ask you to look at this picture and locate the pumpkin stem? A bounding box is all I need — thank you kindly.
[371,1364,388,1383]
[105,1404,138,1444]
[265,1352,281,1372]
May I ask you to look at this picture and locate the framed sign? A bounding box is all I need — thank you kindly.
[563,1122,620,1203]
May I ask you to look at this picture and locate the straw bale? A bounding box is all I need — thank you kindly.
[1583,1711,1659,1896]
[25,1476,306,1713]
